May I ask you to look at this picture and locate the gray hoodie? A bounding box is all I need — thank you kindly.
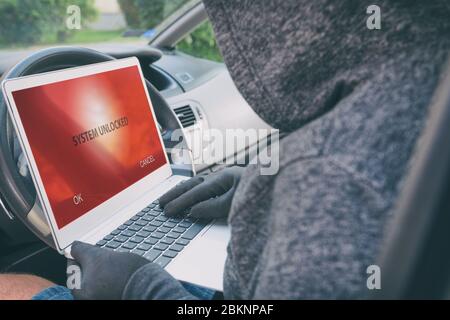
[123,0,450,299]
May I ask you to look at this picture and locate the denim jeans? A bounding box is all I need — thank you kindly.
[32,281,217,300]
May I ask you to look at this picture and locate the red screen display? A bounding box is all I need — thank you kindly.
[12,65,167,229]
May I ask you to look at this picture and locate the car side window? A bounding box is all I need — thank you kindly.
[176,20,223,62]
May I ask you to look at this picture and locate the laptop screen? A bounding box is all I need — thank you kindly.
[11,65,167,229]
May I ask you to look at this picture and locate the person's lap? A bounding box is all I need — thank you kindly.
[31,285,73,300]
[32,281,218,300]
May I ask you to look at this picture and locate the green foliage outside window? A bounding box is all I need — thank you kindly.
[118,0,222,62]
[177,21,223,62]
[118,0,187,29]
[0,0,97,45]
[0,0,222,64]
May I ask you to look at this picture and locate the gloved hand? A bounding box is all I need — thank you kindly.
[69,241,149,300]
[159,166,244,219]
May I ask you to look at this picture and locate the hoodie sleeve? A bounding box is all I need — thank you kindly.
[253,157,389,298]
[122,263,197,300]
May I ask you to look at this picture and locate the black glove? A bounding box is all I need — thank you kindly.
[69,241,149,300]
[159,166,244,219]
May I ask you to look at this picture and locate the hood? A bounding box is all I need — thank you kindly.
[204,0,450,132]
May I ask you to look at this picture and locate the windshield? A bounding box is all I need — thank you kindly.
[0,0,197,52]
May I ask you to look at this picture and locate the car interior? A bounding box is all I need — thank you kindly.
[0,1,272,286]
[0,0,449,299]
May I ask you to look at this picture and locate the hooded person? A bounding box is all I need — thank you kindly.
[68,0,450,299]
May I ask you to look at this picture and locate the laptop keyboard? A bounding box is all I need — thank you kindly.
[95,200,209,268]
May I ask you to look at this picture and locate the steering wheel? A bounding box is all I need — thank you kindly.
[0,47,191,248]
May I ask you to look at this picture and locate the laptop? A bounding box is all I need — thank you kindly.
[1,57,230,291]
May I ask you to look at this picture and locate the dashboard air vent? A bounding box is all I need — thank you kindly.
[173,105,197,128]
